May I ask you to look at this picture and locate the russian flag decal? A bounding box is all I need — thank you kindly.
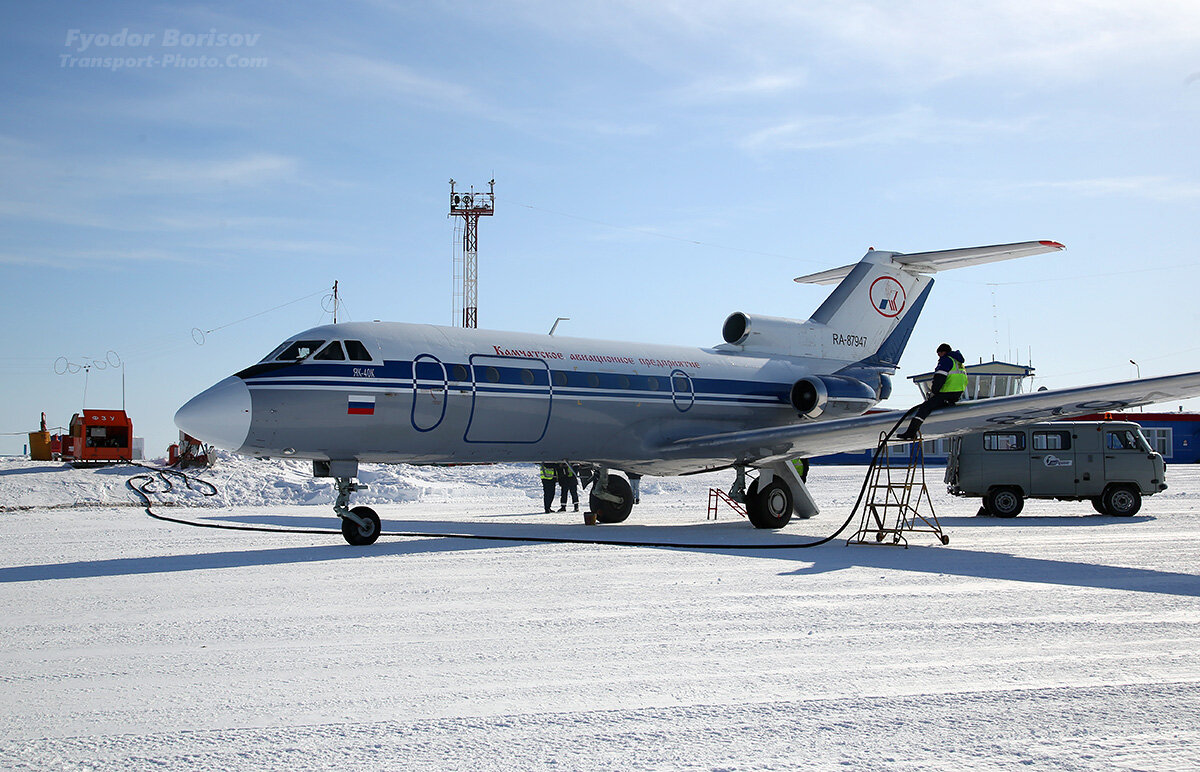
[347,394,376,415]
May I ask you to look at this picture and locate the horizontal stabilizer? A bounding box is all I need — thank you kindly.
[795,240,1065,285]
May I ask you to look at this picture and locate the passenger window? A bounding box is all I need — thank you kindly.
[520,369,535,385]
[344,340,373,361]
[587,374,600,388]
[552,371,567,387]
[983,432,1025,451]
[275,340,324,361]
[485,367,500,383]
[646,377,659,391]
[618,375,631,389]
[1032,431,1071,451]
[452,365,469,381]
[312,341,346,361]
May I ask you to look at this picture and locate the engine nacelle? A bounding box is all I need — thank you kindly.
[722,312,810,352]
[790,375,879,419]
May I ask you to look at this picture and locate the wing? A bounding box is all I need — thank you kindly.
[795,240,1065,285]
[661,371,1200,467]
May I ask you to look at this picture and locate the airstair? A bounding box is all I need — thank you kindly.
[848,431,949,548]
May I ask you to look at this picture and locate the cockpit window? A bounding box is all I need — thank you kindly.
[313,341,346,361]
[260,342,290,363]
[345,340,373,361]
[275,340,325,361]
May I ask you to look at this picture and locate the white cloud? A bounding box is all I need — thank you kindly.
[281,51,484,113]
[1010,176,1200,201]
[0,148,302,233]
[0,247,198,269]
[495,0,1200,89]
[740,105,1038,151]
[673,70,809,103]
[130,153,299,186]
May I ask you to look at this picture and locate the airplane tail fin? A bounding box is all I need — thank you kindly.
[792,240,1064,368]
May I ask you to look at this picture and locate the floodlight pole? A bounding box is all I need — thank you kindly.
[449,179,495,328]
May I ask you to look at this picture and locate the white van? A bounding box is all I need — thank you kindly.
[945,421,1167,517]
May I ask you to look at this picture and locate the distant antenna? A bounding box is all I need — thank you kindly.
[332,280,339,324]
[449,178,495,328]
[989,285,999,360]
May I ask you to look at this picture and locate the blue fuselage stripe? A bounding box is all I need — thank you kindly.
[243,360,791,406]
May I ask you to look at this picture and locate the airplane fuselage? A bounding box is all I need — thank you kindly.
[220,321,867,476]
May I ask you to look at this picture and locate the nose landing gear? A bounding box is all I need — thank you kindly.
[334,476,380,546]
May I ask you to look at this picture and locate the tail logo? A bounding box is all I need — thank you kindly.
[869,277,906,318]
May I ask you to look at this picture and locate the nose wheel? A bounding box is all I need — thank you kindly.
[341,505,381,546]
[333,477,380,545]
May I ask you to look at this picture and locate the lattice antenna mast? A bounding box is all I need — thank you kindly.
[449,178,495,328]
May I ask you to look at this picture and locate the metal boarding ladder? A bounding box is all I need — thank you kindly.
[848,432,949,548]
[707,487,746,520]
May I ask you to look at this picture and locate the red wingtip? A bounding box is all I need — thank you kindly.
[1040,240,1066,250]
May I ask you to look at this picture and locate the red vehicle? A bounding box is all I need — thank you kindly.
[62,410,133,465]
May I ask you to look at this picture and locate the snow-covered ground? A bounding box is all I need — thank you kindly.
[2,455,1199,770]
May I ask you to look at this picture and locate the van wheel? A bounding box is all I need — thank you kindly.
[985,487,1024,518]
[1102,485,1141,516]
[1091,497,1105,514]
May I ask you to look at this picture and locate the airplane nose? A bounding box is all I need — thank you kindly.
[174,376,252,452]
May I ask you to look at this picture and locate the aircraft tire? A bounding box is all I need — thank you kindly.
[746,478,793,529]
[590,475,634,523]
[984,486,1023,518]
[342,506,381,546]
[1101,485,1141,516]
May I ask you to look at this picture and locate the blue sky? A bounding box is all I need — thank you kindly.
[2,1,1199,457]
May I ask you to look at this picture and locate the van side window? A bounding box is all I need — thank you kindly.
[1106,430,1138,450]
[983,432,1025,451]
[1033,431,1071,451]
[313,341,346,361]
[345,340,373,361]
[275,340,324,361]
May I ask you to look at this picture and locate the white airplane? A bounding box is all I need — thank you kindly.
[175,240,1200,544]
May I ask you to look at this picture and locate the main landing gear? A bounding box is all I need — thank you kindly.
[334,476,380,546]
[728,463,819,530]
[588,468,635,523]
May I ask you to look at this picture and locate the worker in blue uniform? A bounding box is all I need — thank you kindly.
[896,344,967,441]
